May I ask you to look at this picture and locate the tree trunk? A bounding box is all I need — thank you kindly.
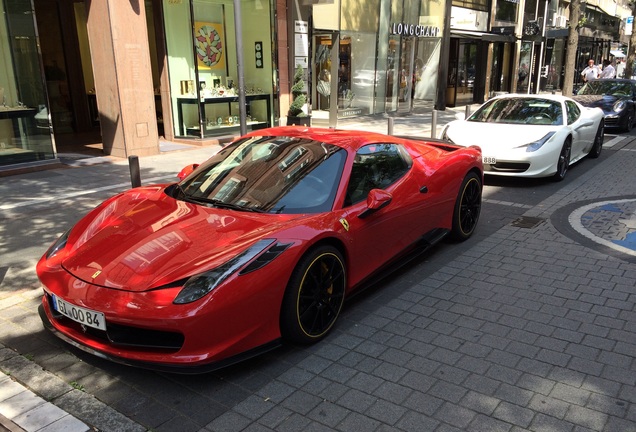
[562,0,581,96]
[624,3,636,80]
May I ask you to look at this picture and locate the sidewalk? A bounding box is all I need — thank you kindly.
[1,104,635,432]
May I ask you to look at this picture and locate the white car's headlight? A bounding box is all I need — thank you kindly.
[173,239,276,304]
[613,100,626,113]
[524,132,556,152]
[440,126,452,142]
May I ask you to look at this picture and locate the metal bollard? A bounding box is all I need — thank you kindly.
[388,117,394,135]
[128,155,141,188]
[431,110,437,138]
[465,105,471,118]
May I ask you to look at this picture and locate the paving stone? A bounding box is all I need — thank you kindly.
[492,401,535,428]
[564,405,608,430]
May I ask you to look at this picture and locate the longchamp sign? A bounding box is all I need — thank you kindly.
[391,22,440,37]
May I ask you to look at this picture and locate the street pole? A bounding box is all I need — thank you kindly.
[233,0,247,135]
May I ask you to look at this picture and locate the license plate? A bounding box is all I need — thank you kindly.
[52,295,106,331]
[483,156,496,165]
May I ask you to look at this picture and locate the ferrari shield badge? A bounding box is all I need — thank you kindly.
[339,218,350,232]
[91,270,102,279]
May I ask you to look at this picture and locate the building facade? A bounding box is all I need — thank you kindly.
[0,0,633,172]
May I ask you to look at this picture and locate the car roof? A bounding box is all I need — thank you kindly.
[242,126,413,152]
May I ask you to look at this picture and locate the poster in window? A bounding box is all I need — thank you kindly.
[194,22,225,70]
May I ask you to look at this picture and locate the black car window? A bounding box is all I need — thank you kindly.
[565,101,580,125]
[578,80,632,96]
[178,136,347,214]
[345,143,412,206]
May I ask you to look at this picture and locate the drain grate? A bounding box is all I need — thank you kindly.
[511,216,545,229]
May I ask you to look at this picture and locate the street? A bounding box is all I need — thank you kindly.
[1,129,635,432]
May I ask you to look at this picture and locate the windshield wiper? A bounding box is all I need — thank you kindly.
[186,196,265,213]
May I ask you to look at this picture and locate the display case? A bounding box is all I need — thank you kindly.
[177,94,271,137]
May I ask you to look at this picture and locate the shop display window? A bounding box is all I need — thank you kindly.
[0,0,55,167]
[163,0,275,139]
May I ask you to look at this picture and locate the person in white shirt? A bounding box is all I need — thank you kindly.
[600,59,616,79]
[581,59,600,82]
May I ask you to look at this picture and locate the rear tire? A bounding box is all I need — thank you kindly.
[450,172,482,241]
[280,246,346,344]
[553,138,571,182]
[588,121,604,159]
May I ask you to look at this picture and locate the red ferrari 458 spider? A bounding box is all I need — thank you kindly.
[37,127,482,373]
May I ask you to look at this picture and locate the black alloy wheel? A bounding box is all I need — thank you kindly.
[623,110,634,133]
[553,138,572,182]
[589,121,604,159]
[280,245,346,344]
[450,172,482,241]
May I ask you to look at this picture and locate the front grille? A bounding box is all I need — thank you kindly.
[604,117,621,127]
[486,162,530,173]
[46,293,184,351]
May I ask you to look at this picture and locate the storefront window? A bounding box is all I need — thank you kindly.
[0,0,54,167]
[163,0,274,139]
[517,42,532,93]
[495,0,518,23]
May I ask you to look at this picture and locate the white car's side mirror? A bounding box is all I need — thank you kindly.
[455,112,466,121]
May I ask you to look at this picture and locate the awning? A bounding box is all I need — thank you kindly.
[610,50,626,58]
[451,29,516,42]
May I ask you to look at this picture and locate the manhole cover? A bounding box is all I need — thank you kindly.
[511,216,545,229]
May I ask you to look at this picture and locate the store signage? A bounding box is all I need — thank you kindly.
[391,22,440,37]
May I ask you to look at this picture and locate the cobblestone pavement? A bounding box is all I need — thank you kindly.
[0,119,635,432]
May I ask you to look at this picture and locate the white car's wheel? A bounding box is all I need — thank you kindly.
[588,121,604,159]
[553,138,572,182]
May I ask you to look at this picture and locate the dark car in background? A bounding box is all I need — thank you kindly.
[573,79,636,132]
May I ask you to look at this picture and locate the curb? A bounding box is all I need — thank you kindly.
[0,345,145,432]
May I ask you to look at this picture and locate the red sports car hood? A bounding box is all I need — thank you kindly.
[62,186,300,291]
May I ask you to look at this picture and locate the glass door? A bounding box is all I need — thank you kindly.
[397,37,416,114]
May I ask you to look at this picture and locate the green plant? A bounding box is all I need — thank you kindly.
[70,381,85,392]
[288,65,307,117]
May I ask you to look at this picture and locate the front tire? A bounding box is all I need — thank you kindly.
[622,110,634,133]
[280,246,346,344]
[553,138,571,182]
[450,172,482,241]
[588,121,604,159]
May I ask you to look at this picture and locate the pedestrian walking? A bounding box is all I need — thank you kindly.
[581,59,600,82]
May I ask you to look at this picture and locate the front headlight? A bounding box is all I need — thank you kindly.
[173,239,276,304]
[440,126,453,142]
[524,132,556,152]
[613,100,627,113]
[45,230,71,259]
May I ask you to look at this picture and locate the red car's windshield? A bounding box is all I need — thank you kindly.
[177,136,347,214]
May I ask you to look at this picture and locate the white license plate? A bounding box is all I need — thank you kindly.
[483,156,496,165]
[52,295,106,331]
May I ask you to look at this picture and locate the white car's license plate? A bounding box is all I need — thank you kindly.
[52,295,106,331]
[483,156,496,165]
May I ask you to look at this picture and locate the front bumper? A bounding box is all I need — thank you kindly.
[39,303,281,374]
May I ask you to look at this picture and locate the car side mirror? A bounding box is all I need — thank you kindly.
[359,189,392,219]
[455,112,466,121]
[177,164,199,181]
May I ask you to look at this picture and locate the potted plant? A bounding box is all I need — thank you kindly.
[287,65,311,126]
